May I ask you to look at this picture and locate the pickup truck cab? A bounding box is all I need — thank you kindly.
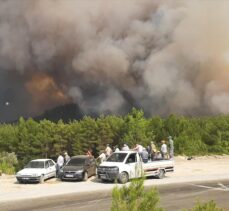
[97,151,174,184]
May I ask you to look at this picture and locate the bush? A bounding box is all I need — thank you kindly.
[111,178,163,211]
[0,152,18,174]
[183,200,223,211]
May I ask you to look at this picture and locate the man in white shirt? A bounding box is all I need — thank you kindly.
[56,153,64,177]
[105,144,113,158]
[121,144,130,151]
[99,152,106,163]
[160,140,168,159]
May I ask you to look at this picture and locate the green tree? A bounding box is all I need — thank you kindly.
[111,178,163,211]
[121,108,151,148]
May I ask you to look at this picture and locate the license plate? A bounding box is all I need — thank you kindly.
[65,174,74,178]
[100,174,106,179]
[22,177,29,180]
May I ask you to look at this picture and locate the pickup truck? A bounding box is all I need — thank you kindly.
[97,151,174,184]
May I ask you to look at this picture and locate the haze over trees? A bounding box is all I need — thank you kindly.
[0,108,228,170]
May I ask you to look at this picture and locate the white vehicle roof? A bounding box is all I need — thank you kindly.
[114,150,136,154]
[30,159,53,162]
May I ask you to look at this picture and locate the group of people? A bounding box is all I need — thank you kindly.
[96,136,174,163]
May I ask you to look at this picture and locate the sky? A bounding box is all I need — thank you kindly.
[0,0,229,122]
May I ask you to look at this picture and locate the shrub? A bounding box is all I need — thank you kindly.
[0,152,18,174]
[111,178,163,211]
[183,200,223,211]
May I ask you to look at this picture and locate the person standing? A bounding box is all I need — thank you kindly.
[141,148,149,163]
[150,141,157,160]
[168,136,174,159]
[56,153,64,177]
[160,140,168,160]
[86,149,93,157]
[121,144,130,151]
[64,152,70,163]
[98,151,106,163]
[133,144,144,158]
[105,144,113,158]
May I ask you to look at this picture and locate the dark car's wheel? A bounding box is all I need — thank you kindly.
[83,172,88,181]
[39,175,44,183]
[118,172,129,184]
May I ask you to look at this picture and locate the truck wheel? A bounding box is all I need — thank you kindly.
[39,175,44,183]
[157,169,165,179]
[118,172,129,184]
[83,172,88,181]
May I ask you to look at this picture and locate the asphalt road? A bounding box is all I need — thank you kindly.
[1,179,229,211]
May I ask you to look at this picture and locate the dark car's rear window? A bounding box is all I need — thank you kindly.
[67,158,86,166]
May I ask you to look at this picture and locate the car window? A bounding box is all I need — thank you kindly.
[106,153,127,162]
[126,153,136,163]
[48,160,54,167]
[67,158,86,166]
[45,161,49,168]
[25,161,44,168]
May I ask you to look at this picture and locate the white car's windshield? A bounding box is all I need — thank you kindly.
[25,161,44,168]
[106,153,127,162]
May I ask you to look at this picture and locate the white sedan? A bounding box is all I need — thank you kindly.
[16,159,56,183]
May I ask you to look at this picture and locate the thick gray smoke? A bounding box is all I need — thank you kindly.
[0,0,229,121]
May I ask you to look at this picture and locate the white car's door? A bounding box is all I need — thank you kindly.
[44,161,51,179]
[48,160,56,177]
[125,153,137,179]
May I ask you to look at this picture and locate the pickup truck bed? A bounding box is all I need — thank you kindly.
[143,159,174,178]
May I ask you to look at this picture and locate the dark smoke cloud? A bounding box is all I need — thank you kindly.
[0,0,229,122]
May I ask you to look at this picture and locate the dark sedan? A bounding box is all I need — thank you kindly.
[59,155,96,181]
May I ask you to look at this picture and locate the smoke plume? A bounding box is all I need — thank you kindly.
[0,0,229,121]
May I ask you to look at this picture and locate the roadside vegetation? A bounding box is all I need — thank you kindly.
[112,178,223,211]
[0,108,228,172]
[0,152,18,174]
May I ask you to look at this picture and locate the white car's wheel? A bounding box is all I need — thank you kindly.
[118,172,129,184]
[39,175,44,183]
[157,169,165,179]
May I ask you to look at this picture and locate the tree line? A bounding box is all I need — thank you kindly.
[0,108,229,169]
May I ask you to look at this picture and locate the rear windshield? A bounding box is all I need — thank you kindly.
[67,158,86,166]
[106,153,127,162]
[25,161,44,168]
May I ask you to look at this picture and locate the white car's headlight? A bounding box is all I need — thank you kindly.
[32,173,39,177]
[16,172,21,176]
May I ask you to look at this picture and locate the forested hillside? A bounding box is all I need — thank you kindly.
[0,109,229,170]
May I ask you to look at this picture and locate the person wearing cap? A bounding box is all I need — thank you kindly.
[121,144,130,151]
[160,140,168,160]
[168,136,174,159]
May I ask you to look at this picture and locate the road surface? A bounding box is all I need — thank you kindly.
[1,180,229,211]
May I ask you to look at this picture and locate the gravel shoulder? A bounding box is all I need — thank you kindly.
[1,155,229,203]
